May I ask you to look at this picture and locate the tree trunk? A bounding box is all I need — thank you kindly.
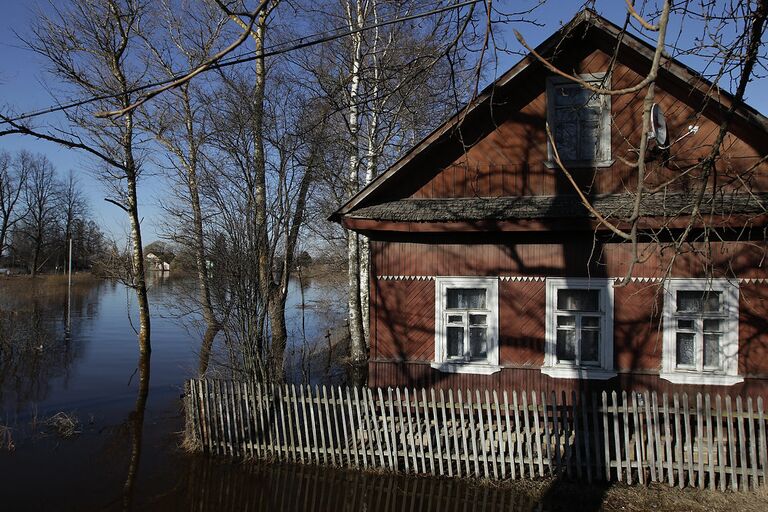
[345,0,367,365]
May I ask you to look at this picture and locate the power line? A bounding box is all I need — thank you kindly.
[1,0,480,125]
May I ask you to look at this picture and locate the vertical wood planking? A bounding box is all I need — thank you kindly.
[469,390,481,476]
[354,386,368,468]
[682,393,694,487]
[563,392,573,479]
[412,388,426,473]
[716,395,726,491]
[387,388,398,471]
[705,393,714,490]
[420,388,433,474]
[629,392,641,485]
[602,392,611,481]
[590,392,602,482]
[747,397,758,490]
[291,385,304,463]
[485,390,499,479]
[404,388,418,472]
[476,390,489,477]
[494,391,505,479]
[504,391,516,480]
[624,391,634,484]
[725,396,738,490]
[572,392,583,480]
[512,391,525,478]
[696,393,705,489]
[533,392,544,478]
[449,390,462,477]
[673,394,683,488]
[432,389,444,476]
[736,396,748,491]
[662,394,673,486]
[396,388,408,473]
[380,388,394,470]
[440,389,453,477]
[542,392,553,477]
[458,389,472,477]
[612,391,622,483]
[652,392,664,483]
[580,392,592,483]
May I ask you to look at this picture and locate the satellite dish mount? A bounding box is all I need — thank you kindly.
[648,103,668,148]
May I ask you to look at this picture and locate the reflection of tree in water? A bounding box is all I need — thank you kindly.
[0,278,102,411]
[156,458,539,511]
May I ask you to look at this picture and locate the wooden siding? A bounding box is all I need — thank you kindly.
[369,258,768,392]
[370,238,768,280]
[401,47,768,202]
[368,361,768,397]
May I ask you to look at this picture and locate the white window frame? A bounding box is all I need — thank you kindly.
[660,279,742,385]
[545,72,612,168]
[432,277,500,375]
[542,278,616,380]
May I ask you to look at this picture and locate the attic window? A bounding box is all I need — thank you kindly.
[546,73,612,167]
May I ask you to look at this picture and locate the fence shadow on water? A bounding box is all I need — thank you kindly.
[162,458,542,512]
[185,380,768,495]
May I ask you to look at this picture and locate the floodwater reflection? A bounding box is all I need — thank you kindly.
[152,458,542,512]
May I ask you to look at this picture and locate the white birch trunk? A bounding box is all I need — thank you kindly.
[345,0,366,363]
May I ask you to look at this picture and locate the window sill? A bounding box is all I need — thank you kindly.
[659,372,743,386]
[430,362,501,375]
[544,159,614,169]
[541,366,617,380]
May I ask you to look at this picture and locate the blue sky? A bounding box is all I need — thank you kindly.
[1,1,766,244]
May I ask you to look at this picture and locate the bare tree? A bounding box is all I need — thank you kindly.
[0,150,28,258]
[139,0,228,376]
[2,0,154,357]
[19,152,58,277]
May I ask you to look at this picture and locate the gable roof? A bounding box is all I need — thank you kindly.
[331,8,768,223]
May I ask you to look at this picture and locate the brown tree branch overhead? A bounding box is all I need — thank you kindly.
[95,0,272,119]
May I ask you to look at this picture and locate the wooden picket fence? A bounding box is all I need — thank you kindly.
[184,379,768,490]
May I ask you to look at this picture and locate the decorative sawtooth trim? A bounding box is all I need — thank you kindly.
[738,277,768,284]
[376,275,435,281]
[375,275,768,285]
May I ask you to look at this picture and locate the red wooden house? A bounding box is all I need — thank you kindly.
[331,10,768,395]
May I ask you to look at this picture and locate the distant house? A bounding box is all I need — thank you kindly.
[332,10,768,394]
[145,252,171,272]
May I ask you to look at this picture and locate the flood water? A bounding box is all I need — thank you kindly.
[0,274,543,511]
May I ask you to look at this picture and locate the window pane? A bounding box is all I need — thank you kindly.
[579,109,601,160]
[676,332,694,366]
[447,326,463,358]
[582,316,600,328]
[557,315,576,328]
[704,333,721,368]
[677,319,694,330]
[556,329,577,361]
[581,329,600,363]
[677,291,721,313]
[447,288,486,309]
[447,315,463,324]
[469,314,487,326]
[703,319,721,332]
[557,289,599,311]
[469,327,487,360]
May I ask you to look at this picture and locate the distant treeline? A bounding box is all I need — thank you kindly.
[0,150,109,275]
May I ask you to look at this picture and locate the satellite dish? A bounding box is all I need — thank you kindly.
[649,103,668,146]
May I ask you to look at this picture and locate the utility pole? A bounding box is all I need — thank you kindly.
[66,237,72,336]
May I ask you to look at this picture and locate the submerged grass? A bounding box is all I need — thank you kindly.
[44,412,81,438]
